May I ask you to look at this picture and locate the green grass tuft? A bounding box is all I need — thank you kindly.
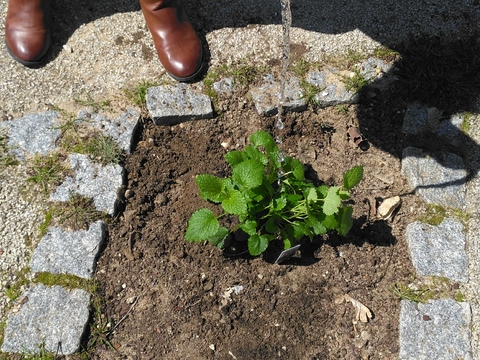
[0,129,18,166]
[389,283,433,303]
[27,153,68,194]
[49,193,108,232]
[123,79,159,108]
[74,92,111,113]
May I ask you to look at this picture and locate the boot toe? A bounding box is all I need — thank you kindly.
[5,29,51,66]
[165,47,204,82]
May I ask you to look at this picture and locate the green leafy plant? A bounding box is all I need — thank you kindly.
[185,130,363,256]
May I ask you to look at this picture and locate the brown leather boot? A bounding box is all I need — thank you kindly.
[139,0,204,82]
[5,0,51,67]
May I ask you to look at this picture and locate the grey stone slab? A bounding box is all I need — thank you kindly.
[402,104,429,135]
[146,84,213,125]
[403,104,464,148]
[357,57,395,83]
[0,111,60,160]
[401,146,467,209]
[306,69,359,107]
[405,218,468,282]
[213,78,234,94]
[78,108,140,153]
[436,113,464,148]
[1,284,90,355]
[30,221,106,279]
[399,299,472,360]
[50,153,124,215]
[250,74,306,115]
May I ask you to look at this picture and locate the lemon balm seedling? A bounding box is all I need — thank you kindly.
[185,130,363,257]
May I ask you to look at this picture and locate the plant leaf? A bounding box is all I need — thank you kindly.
[225,150,248,167]
[245,145,268,165]
[290,158,305,181]
[338,190,350,200]
[232,159,264,189]
[323,214,339,230]
[343,165,364,191]
[308,214,327,235]
[287,193,303,205]
[323,186,341,215]
[336,206,353,236]
[240,220,257,235]
[316,185,328,198]
[273,194,287,211]
[185,209,219,242]
[196,174,223,202]
[265,216,280,233]
[222,189,247,215]
[307,187,318,202]
[250,131,276,154]
[248,234,270,256]
[208,227,229,247]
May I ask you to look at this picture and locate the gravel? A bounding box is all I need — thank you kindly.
[0,165,46,321]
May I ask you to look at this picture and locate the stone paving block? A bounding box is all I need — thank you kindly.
[405,218,468,282]
[78,108,140,153]
[1,284,90,355]
[30,221,106,279]
[356,57,395,83]
[402,104,429,135]
[0,111,60,160]
[401,146,467,209]
[403,104,464,147]
[306,69,359,107]
[399,299,472,360]
[50,153,124,215]
[250,74,306,115]
[213,78,234,94]
[436,113,464,148]
[146,84,213,125]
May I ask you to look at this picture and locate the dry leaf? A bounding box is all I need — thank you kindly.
[377,196,401,220]
[344,294,373,323]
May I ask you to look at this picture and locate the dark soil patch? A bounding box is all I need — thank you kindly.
[89,74,430,359]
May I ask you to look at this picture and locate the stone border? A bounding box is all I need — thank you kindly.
[0,59,477,357]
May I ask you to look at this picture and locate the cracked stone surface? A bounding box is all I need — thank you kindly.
[401,146,467,209]
[306,69,359,107]
[78,108,140,153]
[405,218,468,282]
[50,153,124,215]
[30,221,107,279]
[1,284,90,355]
[146,84,213,125]
[250,74,306,115]
[0,111,61,160]
[399,299,472,360]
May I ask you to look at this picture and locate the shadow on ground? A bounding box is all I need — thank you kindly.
[355,34,480,191]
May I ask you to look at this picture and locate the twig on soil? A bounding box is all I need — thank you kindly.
[185,299,202,309]
[110,295,140,333]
